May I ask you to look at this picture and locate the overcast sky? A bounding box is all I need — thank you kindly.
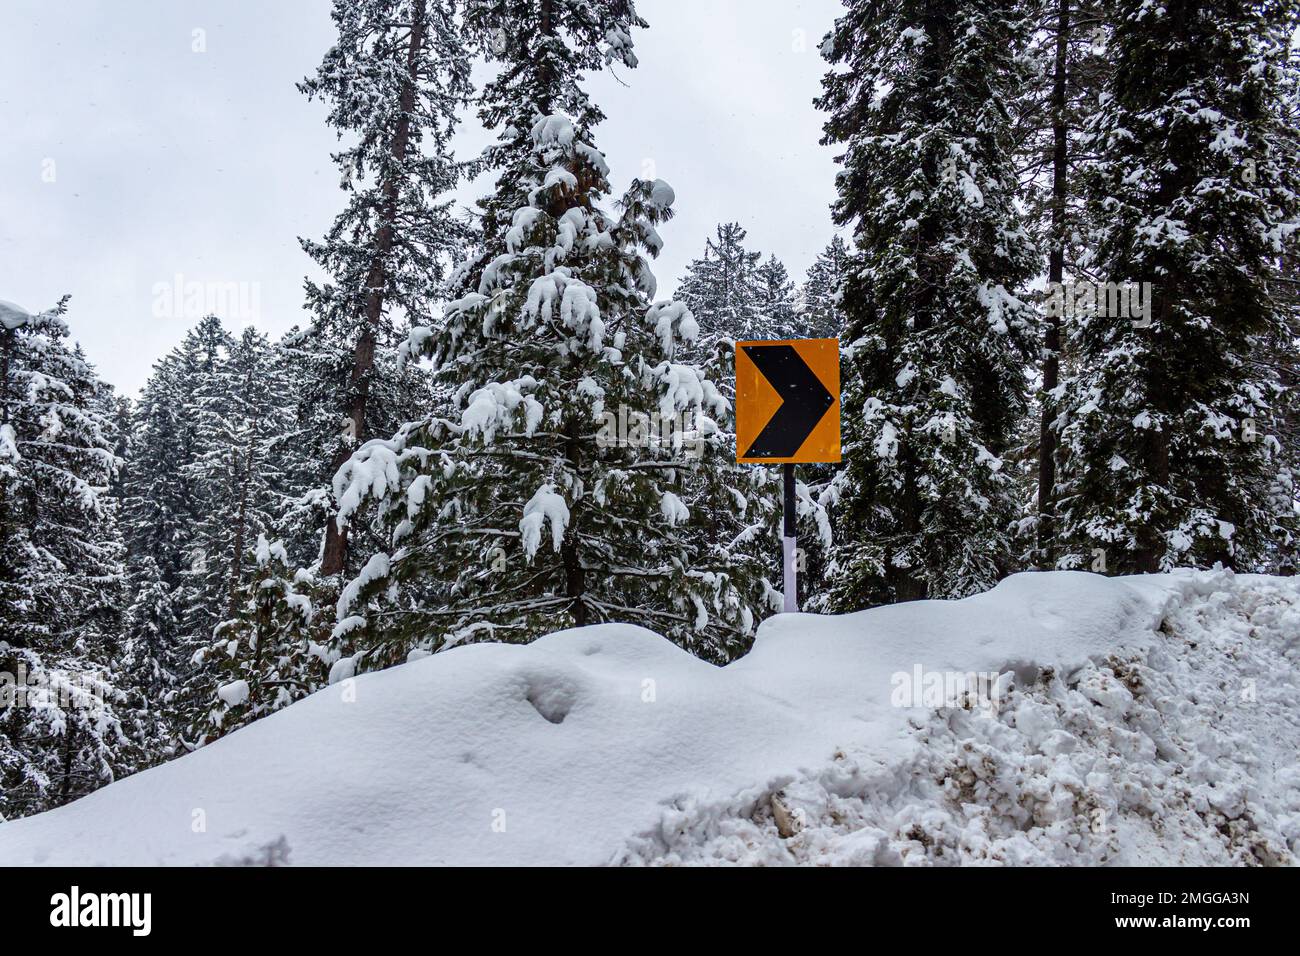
[1,0,844,394]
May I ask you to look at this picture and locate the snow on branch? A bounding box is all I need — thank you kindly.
[519,484,570,560]
[333,438,406,526]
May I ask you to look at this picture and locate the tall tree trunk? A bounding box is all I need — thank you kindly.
[895,443,927,603]
[230,434,257,613]
[320,1,428,577]
[1037,0,1069,567]
[228,384,258,617]
[57,723,78,806]
[537,0,555,115]
[561,389,586,626]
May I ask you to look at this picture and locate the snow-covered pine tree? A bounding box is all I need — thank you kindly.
[797,235,850,338]
[675,222,766,351]
[77,366,131,652]
[458,0,646,267]
[1009,0,1111,567]
[165,324,303,735]
[182,0,475,734]
[754,254,798,339]
[178,326,292,642]
[103,387,133,503]
[1055,0,1300,573]
[817,0,1039,607]
[114,317,237,742]
[121,556,179,696]
[122,315,230,599]
[329,110,775,666]
[189,535,321,743]
[299,0,473,579]
[0,298,134,817]
[271,326,440,570]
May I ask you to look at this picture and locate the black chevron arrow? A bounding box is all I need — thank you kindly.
[741,344,835,459]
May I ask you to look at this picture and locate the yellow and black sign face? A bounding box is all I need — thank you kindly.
[735,338,840,464]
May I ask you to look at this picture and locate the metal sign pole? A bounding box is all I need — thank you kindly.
[783,462,797,613]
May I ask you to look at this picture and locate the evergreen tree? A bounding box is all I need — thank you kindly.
[1055,0,1300,572]
[330,110,774,663]
[817,0,1039,607]
[179,326,292,642]
[176,0,479,739]
[675,222,766,348]
[797,235,850,338]
[754,254,798,338]
[122,556,180,696]
[1268,248,1300,572]
[299,0,474,578]
[458,0,646,265]
[122,316,230,595]
[115,316,237,730]
[190,535,323,743]
[1011,0,1111,566]
[0,299,134,817]
[79,367,131,652]
[272,325,438,569]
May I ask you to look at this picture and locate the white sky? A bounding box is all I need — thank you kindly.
[1,0,843,394]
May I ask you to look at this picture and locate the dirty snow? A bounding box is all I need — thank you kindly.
[0,569,1295,867]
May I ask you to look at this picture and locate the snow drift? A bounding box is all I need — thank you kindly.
[1,569,1296,866]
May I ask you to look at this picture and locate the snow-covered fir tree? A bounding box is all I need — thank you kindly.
[121,556,179,697]
[797,235,850,338]
[268,329,435,570]
[458,0,645,265]
[753,254,798,338]
[121,315,229,598]
[189,535,321,743]
[1270,247,1300,572]
[817,0,1039,607]
[178,326,292,642]
[0,299,136,817]
[120,315,303,719]
[675,222,766,349]
[298,0,474,578]
[1054,0,1300,573]
[79,369,131,652]
[166,325,304,732]
[1011,0,1111,566]
[169,0,477,737]
[329,107,776,665]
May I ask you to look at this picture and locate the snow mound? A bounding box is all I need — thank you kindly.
[619,572,1300,866]
[1,570,1296,866]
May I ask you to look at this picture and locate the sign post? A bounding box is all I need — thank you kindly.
[782,462,797,612]
[735,339,841,613]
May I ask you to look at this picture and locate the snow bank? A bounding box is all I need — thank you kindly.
[1,570,1295,866]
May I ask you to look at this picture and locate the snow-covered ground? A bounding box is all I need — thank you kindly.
[1,569,1296,866]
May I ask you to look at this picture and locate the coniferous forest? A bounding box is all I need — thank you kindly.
[2,0,1297,841]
